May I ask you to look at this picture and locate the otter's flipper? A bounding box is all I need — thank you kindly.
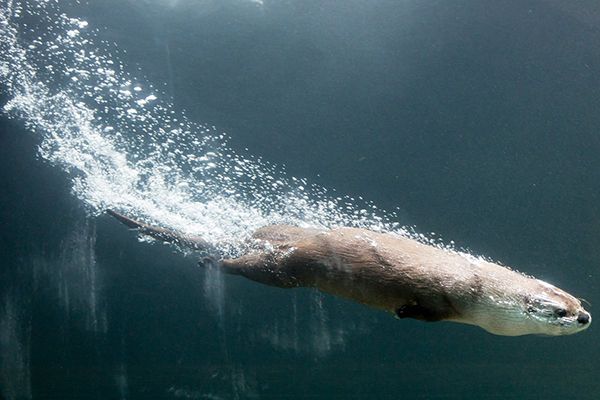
[395,304,445,322]
[106,209,213,253]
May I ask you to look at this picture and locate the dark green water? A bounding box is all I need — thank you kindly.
[1,0,599,398]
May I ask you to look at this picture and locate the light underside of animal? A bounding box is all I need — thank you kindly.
[106,210,591,336]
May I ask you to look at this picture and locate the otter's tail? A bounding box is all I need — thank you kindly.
[106,209,214,253]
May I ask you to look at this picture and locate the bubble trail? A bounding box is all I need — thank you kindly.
[0,0,409,257]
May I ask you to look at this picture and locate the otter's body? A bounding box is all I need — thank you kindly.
[107,210,591,336]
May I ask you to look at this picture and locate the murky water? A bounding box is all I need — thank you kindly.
[0,0,408,259]
[0,2,398,397]
[1,1,598,399]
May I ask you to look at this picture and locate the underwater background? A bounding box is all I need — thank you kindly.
[0,0,599,398]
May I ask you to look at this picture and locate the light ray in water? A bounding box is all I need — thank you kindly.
[0,0,407,257]
[0,294,32,400]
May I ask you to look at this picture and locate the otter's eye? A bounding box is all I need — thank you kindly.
[554,308,567,318]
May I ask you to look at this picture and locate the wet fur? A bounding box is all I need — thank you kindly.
[106,210,590,335]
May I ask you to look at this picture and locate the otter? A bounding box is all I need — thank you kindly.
[106,210,591,336]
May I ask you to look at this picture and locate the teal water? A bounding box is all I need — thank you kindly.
[0,0,598,399]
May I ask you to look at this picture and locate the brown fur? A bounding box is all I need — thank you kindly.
[222,226,515,322]
[106,210,591,335]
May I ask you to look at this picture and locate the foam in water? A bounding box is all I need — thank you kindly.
[0,0,412,258]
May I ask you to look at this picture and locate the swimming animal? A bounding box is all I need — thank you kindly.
[106,209,591,336]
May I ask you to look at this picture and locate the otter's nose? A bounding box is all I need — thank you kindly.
[577,312,590,325]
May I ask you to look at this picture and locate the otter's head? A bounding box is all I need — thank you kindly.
[520,281,591,336]
[475,279,591,336]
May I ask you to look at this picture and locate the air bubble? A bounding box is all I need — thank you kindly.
[0,0,447,259]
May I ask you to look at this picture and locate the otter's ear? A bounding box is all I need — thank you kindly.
[395,304,444,322]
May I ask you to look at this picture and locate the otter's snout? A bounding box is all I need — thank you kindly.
[577,311,591,325]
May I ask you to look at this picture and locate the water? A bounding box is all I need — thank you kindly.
[1,0,599,399]
[0,0,408,259]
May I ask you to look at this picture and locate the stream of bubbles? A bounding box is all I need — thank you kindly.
[0,0,410,257]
